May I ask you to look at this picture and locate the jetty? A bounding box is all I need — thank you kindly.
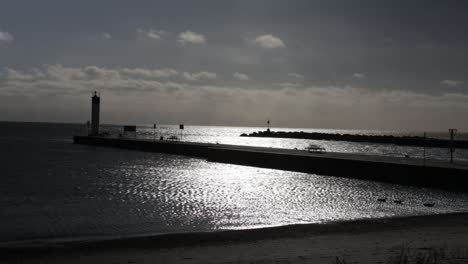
[75,92,468,192]
[73,135,468,192]
[240,130,468,149]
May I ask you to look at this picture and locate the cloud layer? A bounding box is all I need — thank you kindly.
[353,73,366,79]
[178,31,206,45]
[137,28,163,40]
[101,32,112,40]
[1,65,468,130]
[288,73,304,79]
[0,30,14,43]
[233,72,249,81]
[441,80,463,88]
[182,71,217,81]
[254,34,285,49]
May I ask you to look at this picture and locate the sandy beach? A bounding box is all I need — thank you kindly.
[2,213,468,264]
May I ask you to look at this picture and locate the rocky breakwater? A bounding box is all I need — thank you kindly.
[240,131,468,149]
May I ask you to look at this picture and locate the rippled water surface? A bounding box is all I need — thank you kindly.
[1,122,468,243]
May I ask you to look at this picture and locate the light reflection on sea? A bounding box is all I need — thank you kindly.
[1,122,468,244]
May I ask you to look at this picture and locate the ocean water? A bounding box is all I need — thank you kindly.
[1,122,468,244]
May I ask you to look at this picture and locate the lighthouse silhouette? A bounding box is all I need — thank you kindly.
[91,91,100,136]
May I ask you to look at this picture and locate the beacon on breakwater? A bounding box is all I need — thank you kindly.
[91,91,100,136]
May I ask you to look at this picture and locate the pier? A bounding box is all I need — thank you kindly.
[73,135,468,192]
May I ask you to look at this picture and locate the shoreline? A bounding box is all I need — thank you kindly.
[2,213,468,263]
[2,212,468,253]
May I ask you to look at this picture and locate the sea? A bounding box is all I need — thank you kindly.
[1,121,468,245]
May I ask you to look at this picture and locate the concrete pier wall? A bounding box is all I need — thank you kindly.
[73,136,468,192]
[207,148,467,191]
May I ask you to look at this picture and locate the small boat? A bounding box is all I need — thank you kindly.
[377,198,386,202]
[423,203,435,207]
[394,200,402,204]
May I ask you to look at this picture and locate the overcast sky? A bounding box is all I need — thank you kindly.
[1,0,467,131]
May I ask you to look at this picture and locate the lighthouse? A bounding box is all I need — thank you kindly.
[91,91,100,135]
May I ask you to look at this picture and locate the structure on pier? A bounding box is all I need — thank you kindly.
[90,91,100,136]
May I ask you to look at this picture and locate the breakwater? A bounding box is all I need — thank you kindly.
[73,136,468,192]
[240,131,468,149]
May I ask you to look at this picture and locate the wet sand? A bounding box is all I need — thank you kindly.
[2,213,468,263]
